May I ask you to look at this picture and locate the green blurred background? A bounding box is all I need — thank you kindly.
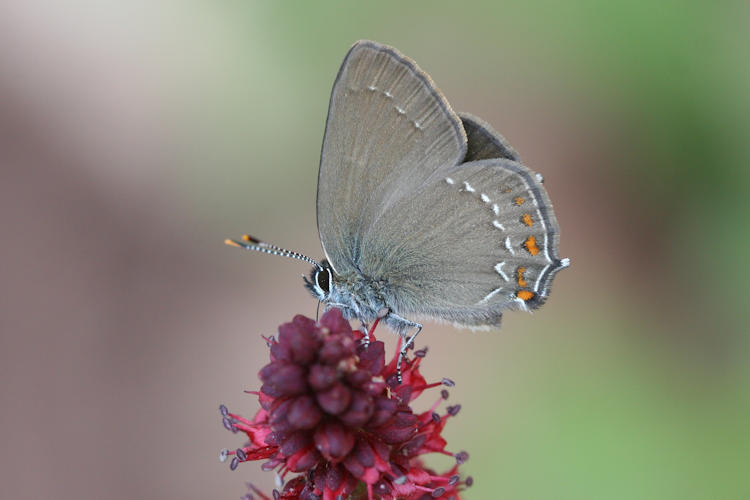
[1,1,748,499]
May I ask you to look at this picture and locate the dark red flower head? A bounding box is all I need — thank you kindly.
[220,308,472,500]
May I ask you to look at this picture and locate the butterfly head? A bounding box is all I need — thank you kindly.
[303,260,333,301]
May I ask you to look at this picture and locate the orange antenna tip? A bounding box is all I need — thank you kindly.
[242,234,261,244]
[224,239,242,248]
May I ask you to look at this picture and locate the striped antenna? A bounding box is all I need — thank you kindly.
[225,234,322,269]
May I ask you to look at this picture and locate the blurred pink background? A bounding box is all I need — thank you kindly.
[2,2,748,499]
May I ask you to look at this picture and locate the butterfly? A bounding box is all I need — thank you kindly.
[227,40,569,380]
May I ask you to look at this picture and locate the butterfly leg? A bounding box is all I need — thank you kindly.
[360,322,370,347]
[388,313,423,383]
[362,307,390,347]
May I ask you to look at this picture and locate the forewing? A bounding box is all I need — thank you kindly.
[360,157,568,328]
[317,40,467,274]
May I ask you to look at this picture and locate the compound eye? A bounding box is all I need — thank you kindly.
[315,268,330,294]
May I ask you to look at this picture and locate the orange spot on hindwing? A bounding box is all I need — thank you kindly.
[521,213,533,226]
[517,290,535,301]
[516,266,528,287]
[514,196,525,206]
[523,236,540,256]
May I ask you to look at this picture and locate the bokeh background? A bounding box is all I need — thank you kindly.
[2,1,748,499]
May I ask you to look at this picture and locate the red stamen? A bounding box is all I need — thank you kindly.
[428,397,443,414]
[367,316,381,338]
[248,484,271,500]
[413,381,443,392]
[227,412,256,426]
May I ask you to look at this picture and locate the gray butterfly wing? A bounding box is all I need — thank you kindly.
[359,156,568,328]
[317,40,467,275]
[460,112,521,163]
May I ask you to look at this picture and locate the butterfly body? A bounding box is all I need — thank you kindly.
[305,260,419,334]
